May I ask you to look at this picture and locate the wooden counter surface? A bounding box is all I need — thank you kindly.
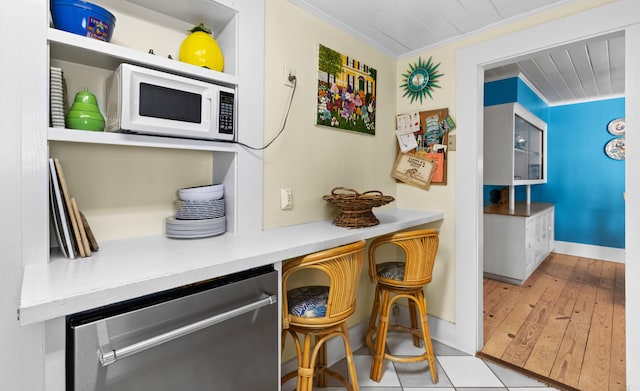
[483,202,554,217]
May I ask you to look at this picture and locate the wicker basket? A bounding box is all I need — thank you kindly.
[323,187,395,228]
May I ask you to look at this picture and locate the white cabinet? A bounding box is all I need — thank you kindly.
[484,102,547,210]
[483,203,554,285]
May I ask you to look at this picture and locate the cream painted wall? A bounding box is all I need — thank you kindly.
[266,0,617,338]
[263,0,399,231]
[49,143,213,241]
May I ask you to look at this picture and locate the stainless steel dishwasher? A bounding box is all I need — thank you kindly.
[66,265,278,391]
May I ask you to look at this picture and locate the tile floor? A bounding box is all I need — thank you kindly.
[285,333,561,391]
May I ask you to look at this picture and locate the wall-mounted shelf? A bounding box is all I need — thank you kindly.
[48,127,240,152]
[48,28,237,86]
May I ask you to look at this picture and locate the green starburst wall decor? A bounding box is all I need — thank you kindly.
[400,57,443,104]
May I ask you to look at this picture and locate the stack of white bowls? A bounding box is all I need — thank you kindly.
[166,184,226,239]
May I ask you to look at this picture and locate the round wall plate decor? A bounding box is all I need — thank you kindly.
[607,118,625,136]
[605,137,625,160]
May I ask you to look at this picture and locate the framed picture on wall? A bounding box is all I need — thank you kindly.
[316,44,377,135]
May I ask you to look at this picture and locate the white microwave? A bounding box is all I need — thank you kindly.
[105,63,235,141]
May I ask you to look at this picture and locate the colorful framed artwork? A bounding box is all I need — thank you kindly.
[316,44,377,135]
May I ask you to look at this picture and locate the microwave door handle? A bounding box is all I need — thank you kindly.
[98,293,277,366]
[204,91,214,129]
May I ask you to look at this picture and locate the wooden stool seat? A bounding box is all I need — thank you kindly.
[365,229,439,384]
[281,240,366,391]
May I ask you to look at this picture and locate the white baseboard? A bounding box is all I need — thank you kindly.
[553,240,625,263]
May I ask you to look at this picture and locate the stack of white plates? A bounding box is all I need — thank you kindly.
[175,199,225,220]
[50,67,66,128]
[166,184,227,239]
[165,216,226,239]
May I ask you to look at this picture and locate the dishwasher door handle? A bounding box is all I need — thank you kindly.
[99,293,277,366]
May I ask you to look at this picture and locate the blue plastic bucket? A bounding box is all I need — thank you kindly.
[51,0,116,42]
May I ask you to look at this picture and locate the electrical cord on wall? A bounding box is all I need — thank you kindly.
[231,74,297,151]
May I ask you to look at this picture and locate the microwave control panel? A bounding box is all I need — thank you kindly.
[219,91,235,136]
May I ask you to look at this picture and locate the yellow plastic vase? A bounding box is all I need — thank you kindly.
[179,24,224,71]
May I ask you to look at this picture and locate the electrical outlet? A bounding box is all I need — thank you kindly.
[280,188,293,210]
[283,65,296,87]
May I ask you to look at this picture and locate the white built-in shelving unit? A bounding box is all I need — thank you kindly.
[483,102,553,284]
[40,0,266,264]
[484,102,547,210]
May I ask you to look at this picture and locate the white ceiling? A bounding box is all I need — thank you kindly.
[288,0,625,105]
[484,31,625,105]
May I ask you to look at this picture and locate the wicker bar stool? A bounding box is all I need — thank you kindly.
[365,229,439,384]
[281,240,366,391]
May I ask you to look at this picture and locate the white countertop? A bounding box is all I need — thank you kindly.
[19,208,443,325]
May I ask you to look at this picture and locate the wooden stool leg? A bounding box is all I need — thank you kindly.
[281,329,287,352]
[366,285,381,355]
[408,298,421,347]
[315,336,327,387]
[341,322,360,391]
[298,333,315,391]
[418,291,438,384]
[370,289,391,382]
[367,285,381,337]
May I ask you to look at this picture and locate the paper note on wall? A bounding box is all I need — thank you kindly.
[396,112,420,133]
[424,115,441,145]
[396,130,418,152]
[426,152,444,183]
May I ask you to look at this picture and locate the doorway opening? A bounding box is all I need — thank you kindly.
[478,31,626,389]
[454,2,639,390]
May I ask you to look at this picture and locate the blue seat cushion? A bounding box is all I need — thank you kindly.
[376,262,405,280]
[287,285,329,318]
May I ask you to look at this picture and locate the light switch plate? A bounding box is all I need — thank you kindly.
[447,134,456,151]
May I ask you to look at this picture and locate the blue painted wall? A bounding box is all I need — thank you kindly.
[534,100,625,248]
[484,77,625,249]
[515,78,548,122]
[484,78,518,106]
[484,78,548,121]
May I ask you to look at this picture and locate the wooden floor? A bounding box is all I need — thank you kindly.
[480,253,626,391]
